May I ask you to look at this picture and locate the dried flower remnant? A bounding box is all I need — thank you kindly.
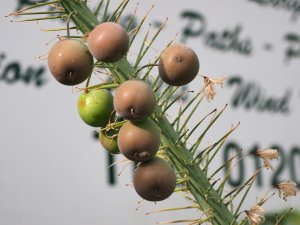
[276,181,297,201]
[245,205,265,225]
[255,148,279,170]
[203,76,226,101]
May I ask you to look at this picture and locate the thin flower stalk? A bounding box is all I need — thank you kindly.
[162,91,194,114]
[175,99,183,132]
[158,86,180,106]
[203,139,227,172]
[40,26,76,32]
[230,171,259,217]
[171,90,203,126]
[217,150,244,195]
[128,5,154,48]
[153,80,165,93]
[13,15,64,22]
[208,152,241,181]
[175,129,190,145]
[93,0,104,16]
[145,205,199,215]
[183,108,216,144]
[223,171,258,203]
[108,0,129,22]
[275,207,293,225]
[9,11,64,16]
[125,2,139,31]
[157,216,212,225]
[178,95,205,134]
[7,0,60,16]
[157,85,173,102]
[190,104,229,155]
[134,18,168,68]
[135,63,159,77]
[233,173,257,219]
[101,0,110,22]
[141,56,160,80]
[197,122,240,165]
[134,23,152,69]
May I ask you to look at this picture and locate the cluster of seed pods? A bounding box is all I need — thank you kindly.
[114,79,177,201]
[47,20,200,202]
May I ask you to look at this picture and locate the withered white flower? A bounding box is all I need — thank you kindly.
[255,148,279,171]
[245,205,265,225]
[276,181,297,201]
[208,76,226,87]
[203,76,226,101]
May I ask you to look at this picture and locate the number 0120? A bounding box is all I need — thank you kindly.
[223,141,300,188]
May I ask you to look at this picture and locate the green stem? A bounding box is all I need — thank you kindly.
[93,0,104,16]
[102,0,110,22]
[11,11,64,16]
[14,15,63,22]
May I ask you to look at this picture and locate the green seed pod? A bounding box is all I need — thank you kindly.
[99,129,120,154]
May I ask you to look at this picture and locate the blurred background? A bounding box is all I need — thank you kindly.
[1,0,300,224]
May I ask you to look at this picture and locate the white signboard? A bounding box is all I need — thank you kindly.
[1,0,299,224]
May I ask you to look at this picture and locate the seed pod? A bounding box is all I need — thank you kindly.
[159,43,200,86]
[113,80,156,121]
[99,129,120,154]
[133,157,176,201]
[87,22,129,63]
[48,39,93,85]
[77,89,114,127]
[117,119,160,162]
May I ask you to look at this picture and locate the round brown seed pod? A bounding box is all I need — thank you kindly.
[113,80,156,121]
[87,22,129,63]
[117,119,160,162]
[158,43,200,86]
[133,157,176,201]
[48,39,93,86]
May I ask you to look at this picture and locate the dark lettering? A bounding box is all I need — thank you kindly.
[249,144,263,187]
[180,11,207,43]
[227,76,291,114]
[223,141,245,187]
[204,26,252,55]
[271,145,285,187]
[0,53,6,67]
[226,140,300,189]
[0,52,47,87]
[284,33,300,61]
[290,147,300,187]
[22,66,47,87]
[248,0,300,21]
[180,11,253,56]
[1,62,20,84]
